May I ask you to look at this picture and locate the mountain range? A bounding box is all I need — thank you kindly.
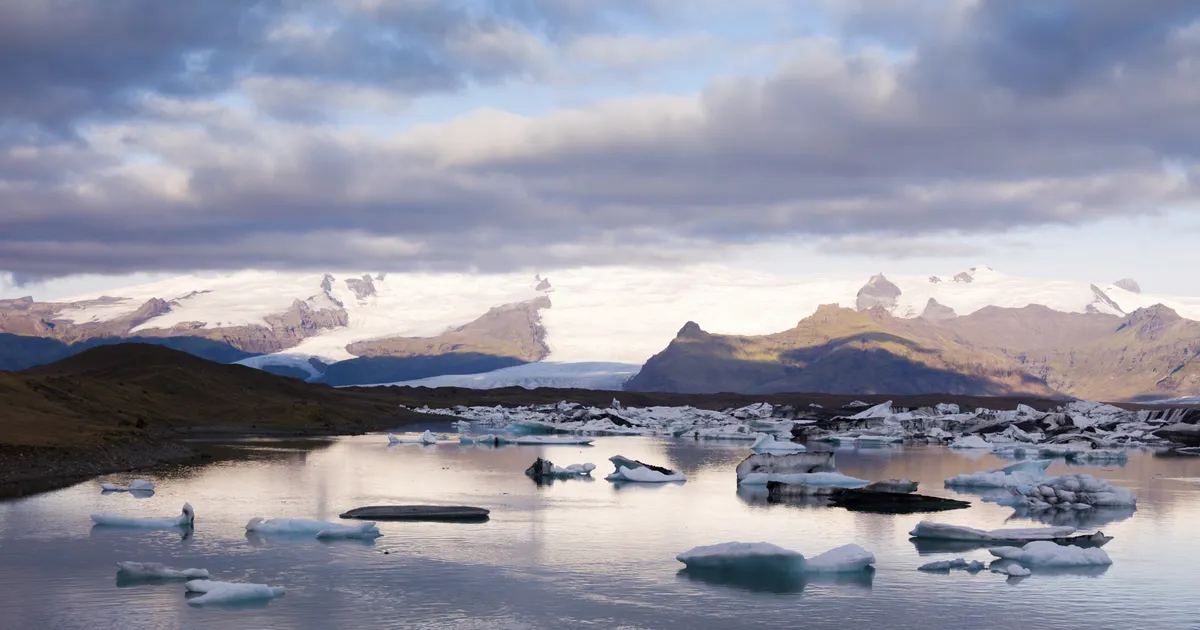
[2,265,1199,400]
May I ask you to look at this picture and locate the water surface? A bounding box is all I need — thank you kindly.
[2,430,1199,629]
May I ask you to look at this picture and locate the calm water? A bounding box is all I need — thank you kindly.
[2,428,1200,630]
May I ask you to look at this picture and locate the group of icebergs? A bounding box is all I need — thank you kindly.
[413,398,1199,457]
[117,562,284,605]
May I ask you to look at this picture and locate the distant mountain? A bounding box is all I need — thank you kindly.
[2,266,1199,390]
[627,304,1200,400]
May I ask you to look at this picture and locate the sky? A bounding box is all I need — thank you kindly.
[2,0,1200,300]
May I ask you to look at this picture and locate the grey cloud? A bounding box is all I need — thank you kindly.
[1,1,1199,277]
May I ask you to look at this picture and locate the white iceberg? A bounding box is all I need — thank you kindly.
[984,473,1137,511]
[185,580,285,605]
[1000,565,1032,577]
[988,541,1112,567]
[388,430,440,445]
[676,542,874,574]
[117,562,208,580]
[246,517,381,539]
[909,521,1077,543]
[605,455,686,483]
[949,435,993,449]
[750,433,807,453]
[734,452,836,484]
[738,471,869,487]
[91,503,195,530]
[848,401,893,419]
[525,458,596,479]
[100,479,155,492]
[944,459,1053,489]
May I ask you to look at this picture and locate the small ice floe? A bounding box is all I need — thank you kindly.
[749,433,806,453]
[910,521,1078,543]
[245,517,381,540]
[91,503,195,530]
[983,473,1137,511]
[996,565,1032,577]
[740,471,869,487]
[862,479,919,494]
[388,430,440,445]
[917,558,986,573]
[525,457,595,481]
[117,562,209,580]
[100,480,155,493]
[676,542,875,574]
[185,580,285,605]
[605,455,686,483]
[949,435,993,450]
[944,459,1053,489]
[988,541,1113,567]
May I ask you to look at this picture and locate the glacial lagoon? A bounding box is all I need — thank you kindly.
[2,430,1199,629]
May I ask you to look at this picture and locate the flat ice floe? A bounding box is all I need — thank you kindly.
[988,541,1113,567]
[185,580,286,605]
[909,521,1078,543]
[117,562,209,580]
[605,455,686,483]
[525,458,596,479]
[100,480,155,492]
[738,471,870,487]
[246,517,382,539]
[91,503,195,530]
[676,542,875,574]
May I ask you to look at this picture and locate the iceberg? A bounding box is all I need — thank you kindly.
[605,455,686,483]
[525,457,596,480]
[734,452,835,484]
[944,459,1053,489]
[848,401,893,420]
[909,521,1078,543]
[984,473,1137,511]
[949,435,993,449]
[739,471,869,487]
[498,435,594,445]
[676,542,875,574]
[862,479,919,493]
[91,503,195,530]
[988,541,1113,567]
[116,562,208,580]
[100,479,155,492]
[1001,565,1032,577]
[749,433,806,453]
[388,430,440,445]
[185,580,285,605]
[246,517,381,539]
[917,558,986,573]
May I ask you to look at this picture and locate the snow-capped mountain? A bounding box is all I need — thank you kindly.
[3,265,1199,390]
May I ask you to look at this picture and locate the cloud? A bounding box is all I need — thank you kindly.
[1,1,1199,278]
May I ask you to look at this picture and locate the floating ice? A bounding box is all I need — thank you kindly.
[848,401,893,419]
[676,542,874,574]
[988,541,1112,567]
[1001,565,1032,577]
[735,452,835,484]
[605,455,686,483]
[862,479,919,493]
[499,435,594,445]
[984,473,1137,511]
[917,558,986,573]
[117,562,208,580]
[739,471,869,487]
[949,435,993,449]
[525,457,596,479]
[246,517,381,539]
[749,434,806,453]
[909,521,1077,543]
[185,580,285,605]
[388,430,440,445]
[100,480,155,492]
[944,459,1053,489]
[91,503,195,530]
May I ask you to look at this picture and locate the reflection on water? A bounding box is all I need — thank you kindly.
[1,434,1200,629]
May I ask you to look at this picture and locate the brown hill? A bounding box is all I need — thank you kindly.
[0,343,430,490]
[627,304,1200,400]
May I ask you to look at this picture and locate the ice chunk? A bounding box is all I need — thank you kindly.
[388,430,441,444]
[605,455,686,483]
[185,580,285,605]
[525,457,596,479]
[246,517,381,539]
[909,521,1077,543]
[1002,565,1032,577]
[100,479,155,492]
[944,459,1053,489]
[862,479,918,493]
[675,542,874,574]
[918,558,986,573]
[949,435,993,449]
[984,473,1137,511]
[739,471,869,487]
[735,452,835,484]
[91,503,195,530]
[750,433,806,453]
[988,541,1113,567]
[117,562,208,580]
[848,401,893,419]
